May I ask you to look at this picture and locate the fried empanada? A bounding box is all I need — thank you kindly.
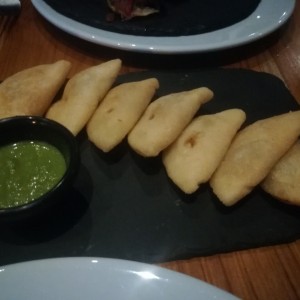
[261,140,300,206]
[46,59,122,135]
[210,110,300,206]
[128,87,213,157]
[162,109,246,194]
[0,60,71,119]
[87,78,159,152]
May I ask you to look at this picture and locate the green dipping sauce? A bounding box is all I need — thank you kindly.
[0,140,67,209]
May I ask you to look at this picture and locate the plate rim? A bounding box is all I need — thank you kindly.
[31,0,295,54]
[0,257,239,300]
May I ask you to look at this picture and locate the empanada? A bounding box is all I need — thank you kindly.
[0,60,71,119]
[46,59,122,135]
[87,78,159,152]
[162,109,246,194]
[261,140,300,206]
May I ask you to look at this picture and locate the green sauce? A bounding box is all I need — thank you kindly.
[0,141,66,208]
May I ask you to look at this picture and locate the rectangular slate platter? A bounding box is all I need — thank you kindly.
[1,68,300,265]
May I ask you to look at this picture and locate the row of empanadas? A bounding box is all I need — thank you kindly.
[163,108,300,206]
[2,60,300,207]
[0,59,122,137]
[45,62,300,207]
[0,59,214,157]
[84,73,213,155]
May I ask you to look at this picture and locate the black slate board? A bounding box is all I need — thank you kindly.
[43,0,261,36]
[1,68,300,265]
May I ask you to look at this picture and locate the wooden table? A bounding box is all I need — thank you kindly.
[1,1,300,299]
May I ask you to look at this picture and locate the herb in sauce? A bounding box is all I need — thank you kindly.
[0,141,66,208]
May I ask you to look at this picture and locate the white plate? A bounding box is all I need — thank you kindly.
[31,0,295,54]
[0,257,239,300]
[32,0,295,54]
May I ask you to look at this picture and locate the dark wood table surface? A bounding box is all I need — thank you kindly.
[1,1,300,299]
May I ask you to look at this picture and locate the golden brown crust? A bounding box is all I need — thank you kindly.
[46,59,122,136]
[87,78,159,152]
[261,140,300,206]
[162,109,246,194]
[0,60,71,119]
[210,111,300,206]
